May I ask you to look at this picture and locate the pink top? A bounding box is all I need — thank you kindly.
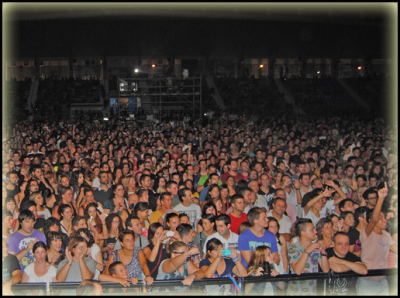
[286,203,297,224]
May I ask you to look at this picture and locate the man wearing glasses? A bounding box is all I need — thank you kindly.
[362,188,379,210]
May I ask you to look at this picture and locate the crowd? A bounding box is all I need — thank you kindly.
[2,111,397,296]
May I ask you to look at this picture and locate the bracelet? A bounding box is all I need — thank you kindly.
[321,253,327,257]
[232,257,239,262]
[284,272,289,275]
[296,188,300,190]
[304,250,311,256]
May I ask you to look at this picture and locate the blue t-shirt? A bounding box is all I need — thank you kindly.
[6,229,47,273]
[238,228,278,268]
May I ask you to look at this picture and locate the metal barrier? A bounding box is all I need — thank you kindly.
[10,268,397,296]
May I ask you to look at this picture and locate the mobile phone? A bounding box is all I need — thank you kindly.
[221,248,232,257]
[290,179,295,183]
[166,231,175,237]
[377,181,386,190]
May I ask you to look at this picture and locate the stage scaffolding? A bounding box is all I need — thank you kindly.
[117,76,202,121]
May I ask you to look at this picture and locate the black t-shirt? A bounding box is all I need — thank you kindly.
[34,217,46,234]
[258,186,276,197]
[38,178,54,194]
[326,247,361,270]
[346,228,360,247]
[306,145,321,153]
[251,159,267,171]
[146,243,167,280]
[62,233,70,250]
[2,254,20,283]
[325,248,361,296]
[6,186,20,198]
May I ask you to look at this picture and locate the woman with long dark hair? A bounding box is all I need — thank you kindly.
[103,183,128,215]
[134,202,150,238]
[70,170,89,205]
[200,184,220,211]
[267,217,288,274]
[83,202,108,248]
[200,238,247,294]
[143,223,169,279]
[52,186,77,220]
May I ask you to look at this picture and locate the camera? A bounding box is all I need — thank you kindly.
[262,261,272,275]
[166,231,175,237]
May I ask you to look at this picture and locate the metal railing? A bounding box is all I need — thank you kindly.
[9,268,398,296]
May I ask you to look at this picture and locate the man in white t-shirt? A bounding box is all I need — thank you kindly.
[173,188,201,231]
[266,197,292,242]
[202,214,238,259]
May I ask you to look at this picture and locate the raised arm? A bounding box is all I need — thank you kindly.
[365,183,387,237]
[162,246,199,274]
[304,188,333,216]
[78,248,94,280]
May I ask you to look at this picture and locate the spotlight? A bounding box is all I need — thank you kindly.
[103,118,109,121]
[357,66,362,70]
[317,71,320,74]
[259,64,264,68]
[152,64,156,68]
[134,69,139,73]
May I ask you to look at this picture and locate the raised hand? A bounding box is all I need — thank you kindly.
[78,246,87,260]
[26,238,38,251]
[65,247,73,264]
[324,179,336,188]
[293,179,300,189]
[227,247,238,259]
[50,253,59,265]
[378,182,388,198]
[187,246,199,257]
[322,187,335,198]
[99,212,106,223]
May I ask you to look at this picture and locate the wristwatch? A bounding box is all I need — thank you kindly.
[192,272,198,279]
[9,279,15,285]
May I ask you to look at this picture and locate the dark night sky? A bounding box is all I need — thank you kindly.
[6,8,388,59]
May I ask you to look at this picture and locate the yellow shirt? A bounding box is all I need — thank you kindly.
[149,210,163,224]
[149,210,179,224]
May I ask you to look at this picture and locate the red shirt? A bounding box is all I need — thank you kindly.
[170,153,181,160]
[228,212,248,234]
[220,172,245,183]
